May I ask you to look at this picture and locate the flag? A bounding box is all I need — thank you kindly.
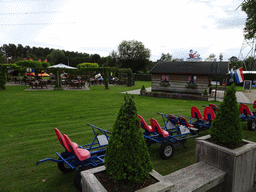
[29,58,33,61]
[234,68,244,84]
[43,59,47,62]
[38,59,41,62]
[229,67,234,78]
[23,58,27,60]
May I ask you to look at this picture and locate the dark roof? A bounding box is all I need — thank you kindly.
[150,61,229,75]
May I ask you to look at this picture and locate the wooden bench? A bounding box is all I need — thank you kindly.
[164,161,226,192]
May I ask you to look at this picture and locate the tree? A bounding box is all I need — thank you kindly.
[219,53,223,62]
[104,94,153,185]
[244,56,256,71]
[157,53,172,62]
[50,49,65,64]
[0,52,7,64]
[242,0,256,40]
[114,40,151,73]
[205,54,217,62]
[229,56,239,62]
[91,54,101,63]
[209,84,243,145]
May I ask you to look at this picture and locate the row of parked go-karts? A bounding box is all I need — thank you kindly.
[36,101,256,191]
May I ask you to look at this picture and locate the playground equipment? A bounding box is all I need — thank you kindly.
[36,124,111,190]
[239,103,256,131]
[190,106,216,131]
[138,115,198,160]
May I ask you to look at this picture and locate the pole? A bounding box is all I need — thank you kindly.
[214,62,220,101]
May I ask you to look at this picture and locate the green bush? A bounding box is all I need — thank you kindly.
[203,89,208,95]
[209,84,243,145]
[104,94,153,184]
[141,85,145,90]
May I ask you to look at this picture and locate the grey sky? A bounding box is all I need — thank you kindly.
[0,0,249,61]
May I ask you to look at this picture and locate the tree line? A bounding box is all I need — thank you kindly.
[0,41,156,73]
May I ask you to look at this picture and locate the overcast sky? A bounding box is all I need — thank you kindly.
[0,0,251,62]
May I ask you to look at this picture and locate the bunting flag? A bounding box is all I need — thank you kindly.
[229,67,234,78]
[23,58,27,60]
[38,59,41,62]
[43,59,47,62]
[234,68,244,84]
[29,58,33,61]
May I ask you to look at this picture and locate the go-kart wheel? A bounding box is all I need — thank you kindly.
[248,119,256,131]
[159,142,174,160]
[58,157,73,173]
[74,171,82,191]
[74,166,93,191]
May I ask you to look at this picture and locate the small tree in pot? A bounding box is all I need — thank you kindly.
[140,85,146,96]
[104,94,153,186]
[209,83,243,146]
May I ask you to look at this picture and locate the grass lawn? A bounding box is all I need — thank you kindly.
[1,81,255,191]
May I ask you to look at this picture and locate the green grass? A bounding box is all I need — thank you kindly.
[1,81,255,191]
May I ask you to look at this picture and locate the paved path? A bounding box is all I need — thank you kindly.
[122,87,256,104]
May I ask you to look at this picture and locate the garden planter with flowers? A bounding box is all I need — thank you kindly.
[195,84,256,192]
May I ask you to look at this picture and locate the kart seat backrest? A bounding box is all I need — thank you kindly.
[63,134,90,161]
[203,107,216,121]
[150,118,169,137]
[178,116,194,127]
[137,115,153,132]
[239,104,254,116]
[168,114,179,125]
[54,128,78,152]
[191,107,203,120]
[253,100,256,109]
[209,104,218,112]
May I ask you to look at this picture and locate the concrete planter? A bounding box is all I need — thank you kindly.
[196,135,256,192]
[81,165,174,192]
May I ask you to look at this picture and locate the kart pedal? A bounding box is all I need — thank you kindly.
[189,127,198,131]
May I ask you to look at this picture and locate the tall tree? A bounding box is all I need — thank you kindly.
[157,53,172,62]
[219,53,223,62]
[115,40,151,73]
[205,54,217,62]
[50,49,65,64]
[242,0,256,40]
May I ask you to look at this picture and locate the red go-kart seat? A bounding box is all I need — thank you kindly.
[137,115,153,132]
[150,118,169,137]
[63,134,90,161]
[54,128,79,152]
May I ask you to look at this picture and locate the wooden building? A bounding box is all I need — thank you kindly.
[150,61,229,95]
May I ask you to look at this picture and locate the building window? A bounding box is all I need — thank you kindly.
[159,75,170,87]
[187,75,196,84]
[186,75,198,88]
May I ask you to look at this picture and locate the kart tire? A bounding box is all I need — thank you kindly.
[57,157,73,173]
[248,119,256,131]
[74,166,93,191]
[159,142,174,160]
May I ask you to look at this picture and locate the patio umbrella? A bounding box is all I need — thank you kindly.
[48,63,77,88]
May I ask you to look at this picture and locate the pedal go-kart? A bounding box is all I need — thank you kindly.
[36,124,111,191]
[138,114,198,160]
[239,103,256,131]
[189,106,216,131]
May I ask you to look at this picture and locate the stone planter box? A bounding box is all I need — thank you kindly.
[81,165,174,192]
[196,135,256,192]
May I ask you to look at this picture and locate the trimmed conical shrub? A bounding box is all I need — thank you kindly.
[209,84,243,145]
[104,94,153,184]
